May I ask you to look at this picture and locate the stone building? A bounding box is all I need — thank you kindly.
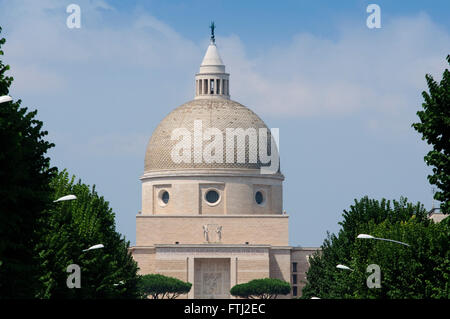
[428,207,448,223]
[130,29,319,298]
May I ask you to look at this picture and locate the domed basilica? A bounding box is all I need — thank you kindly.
[130,27,318,299]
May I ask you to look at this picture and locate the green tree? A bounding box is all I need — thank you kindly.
[138,274,192,299]
[230,278,291,299]
[412,55,450,214]
[301,197,449,299]
[349,217,449,299]
[0,26,56,298]
[36,170,140,298]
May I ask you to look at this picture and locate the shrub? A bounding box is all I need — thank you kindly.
[230,278,291,299]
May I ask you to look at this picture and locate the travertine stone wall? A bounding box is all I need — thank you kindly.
[136,215,289,246]
[130,245,321,299]
[153,245,270,299]
[291,247,320,297]
[141,171,283,216]
[131,247,156,275]
[269,248,291,282]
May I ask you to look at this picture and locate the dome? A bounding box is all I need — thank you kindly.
[144,30,280,174]
[144,98,279,172]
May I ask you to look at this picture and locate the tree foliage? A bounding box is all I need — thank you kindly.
[138,274,192,299]
[301,197,449,299]
[230,278,291,299]
[0,26,56,298]
[36,170,140,298]
[412,55,450,214]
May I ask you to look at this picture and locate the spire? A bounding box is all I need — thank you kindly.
[200,43,224,70]
[194,23,230,100]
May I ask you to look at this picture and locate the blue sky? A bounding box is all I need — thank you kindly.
[0,0,449,247]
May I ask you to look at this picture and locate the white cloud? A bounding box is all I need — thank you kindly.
[219,13,450,122]
[49,131,148,158]
[9,64,67,93]
[2,0,446,246]
[1,1,448,133]
[0,0,201,93]
[85,132,148,157]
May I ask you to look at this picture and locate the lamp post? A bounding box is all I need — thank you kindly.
[357,234,410,247]
[0,95,12,104]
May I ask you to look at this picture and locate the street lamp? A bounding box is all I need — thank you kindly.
[357,234,410,247]
[53,194,77,202]
[0,95,12,104]
[114,280,125,286]
[82,244,104,252]
[336,264,354,271]
[310,296,321,299]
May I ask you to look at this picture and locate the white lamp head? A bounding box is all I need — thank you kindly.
[54,194,77,202]
[311,297,321,299]
[0,95,12,104]
[336,264,353,271]
[83,244,104,252]
[357,234,375,239]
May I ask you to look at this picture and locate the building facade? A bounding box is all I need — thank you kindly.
[130,30,319,298]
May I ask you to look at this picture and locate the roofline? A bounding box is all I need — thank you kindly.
[136,214,289,218]
[141,169,285,181]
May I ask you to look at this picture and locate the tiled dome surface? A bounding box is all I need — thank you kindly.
[144,99,277,172]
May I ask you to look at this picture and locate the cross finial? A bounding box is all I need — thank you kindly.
[210,21,216,43]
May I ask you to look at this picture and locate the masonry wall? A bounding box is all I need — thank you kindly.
[141,174,283,216]
[236,255,270,284]
[136,215,289,246]
[291,248,320,297]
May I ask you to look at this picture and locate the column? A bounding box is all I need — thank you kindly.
[230,257,237,299]
[204,79,208,95]
[187,257,195,299]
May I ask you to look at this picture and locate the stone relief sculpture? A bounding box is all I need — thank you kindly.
[216,225,222,241]
[203,225,209,242]
[204,273,221,296]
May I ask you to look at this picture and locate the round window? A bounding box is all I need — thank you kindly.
[205,190,220,204]
[255,191,264,205]
[159,190,169,206]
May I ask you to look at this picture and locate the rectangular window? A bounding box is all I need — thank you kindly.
[293,286,298,297]
[293,274,297,284]
[217,79,220,94]
[293,262,297,273]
